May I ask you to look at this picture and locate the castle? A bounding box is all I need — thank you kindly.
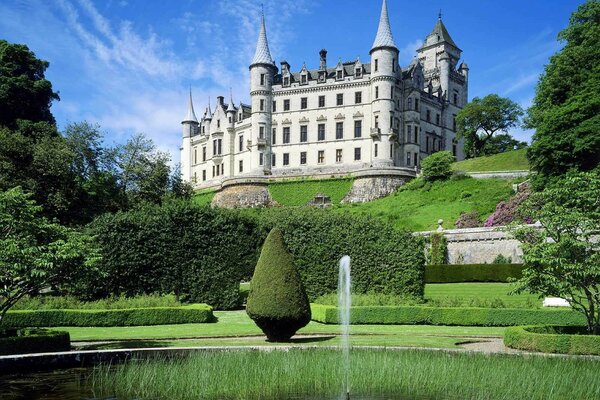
[181,0,468,190]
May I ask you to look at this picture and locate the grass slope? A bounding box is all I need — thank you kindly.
[339,177,514,231]
[268,178,353,206]
[192,190,215,206]
[452,149,529,172]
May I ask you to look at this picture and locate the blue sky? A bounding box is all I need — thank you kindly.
[0,0,585,164]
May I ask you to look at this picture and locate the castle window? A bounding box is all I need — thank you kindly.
[336,149,343,163]
[318,150,325,164]
[193,172,197,183]
[414,127,418,144]
[272,153,276,167]
[272,128,276,144]
[436,114,440,125]
[336,93,343,106]
[319,71,326,82]
[283,153,290,166]
[390,144,394,158]
[375,115,379,130]
[354,147,361,161]
[284,99,290,111]
[426,109,431,122]
[259,153,264,166]
[319,95,325,108]
[336,70,343,80]
[415,98,419,111]
[318,124,325,141]
[301,74,307,84]
[391,87,394,98]
[355,68,362,78]
[453,143,457,157]
[202,146,206,161]
[414,153,418,166]
[374,143,378,157]
[453,93,458,105]
[259,126,265,139]
[283,127,290,144]
[212,165,215,177]
[260,74,265,86]
[453,114,457,131]
[406,152,411,166]
[216,164,220,176]
[228,116,232,123]
[354,120,362,138]
[300,152,307,165]
[374,59,378,72]
[300,125,308,142]
[217,119,221,128]
[202,126,205,134]
[272,101,276,112]
[283,76,290,86]
[238,113,242,121]
[375,86,379,99]
[355,91,362,104]
[239,160,243,172]
[202,170,206,181]
[392,59,396,72]
[301,97,308,109]
[260,99,265,111]
[239,135,243,152]
[407,98,412,110]
[426,136,430,152]
[194,148,197,164]
[336,122,344,139]
[406,125,412,143]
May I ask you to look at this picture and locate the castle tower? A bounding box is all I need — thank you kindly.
[370,0,399,167]
[181,89,198,182]
[249,13,276,175]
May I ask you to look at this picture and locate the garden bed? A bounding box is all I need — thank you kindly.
[504,325,600,355]
[0,328,70,355]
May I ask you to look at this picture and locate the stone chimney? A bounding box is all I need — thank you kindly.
[319,49,327,71]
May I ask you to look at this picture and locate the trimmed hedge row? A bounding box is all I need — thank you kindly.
[425,264,525,283]
[0,329,70,355]
[310,304,585,327]
[3,304,214,328]
[504,325,600,355]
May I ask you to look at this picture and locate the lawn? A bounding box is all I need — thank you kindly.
[192,190,215,206]
[425,283,541,308]
[452,148,529,172]
[338,177,514,231]
[267,178,354,206]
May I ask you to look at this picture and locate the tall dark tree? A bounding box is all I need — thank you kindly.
[456,94,524,158]
[526,1,600,182]
[481,133,528,156]
[0,40,59,128]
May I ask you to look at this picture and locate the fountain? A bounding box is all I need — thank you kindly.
[338,255,351,400]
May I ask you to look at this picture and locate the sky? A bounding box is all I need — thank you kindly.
[0,0,586,164]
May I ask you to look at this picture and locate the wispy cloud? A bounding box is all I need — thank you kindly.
[399,39,423,65]
[501,72,539,96]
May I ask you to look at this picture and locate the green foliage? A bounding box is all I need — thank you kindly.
[0,187,100,325]
[258,209,425,300]
[420,151,455,181]
[246,228,311,341]
[425,283,540,309]
[87,201,261,309]
[456,94,524,158]
[192,190,215,206]
[492,254,512,264]
[268,178,354,206]
[513,171,600,334]
[452,148,530,172]
[480,133,528,156]
[526,1,600,181]
[3,304,213,328]
[313,293,422,307]
[0,328,70,355]
[425,264,524,283]
[310,303,586,326]
[505,325,600,355]
[12,294,180,310]
[0,40,59,128]
[428,233,448,265]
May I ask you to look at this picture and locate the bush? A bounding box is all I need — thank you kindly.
[12,294,181,310]
[246,228,311,342]
[425,264,524,283]
[484,189,532,227]
[310,304,585,326]
[421,151,455,181]
[429,233,448,265]
[257,209,425,300]
[455,211,481,228]
[3,304,214,327]
[504,326,600,355]
[0,329,70,355]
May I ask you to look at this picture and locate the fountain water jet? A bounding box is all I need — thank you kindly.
[338,255,351,400]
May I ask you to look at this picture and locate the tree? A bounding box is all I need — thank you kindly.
[456,94,524,158]
[512,171,600,334]
[420,151,455,181]
[246,228,311,342]
[526,1,600,183]
[481,133,528,156]
[0,40,59,128]
[0,187,100,325]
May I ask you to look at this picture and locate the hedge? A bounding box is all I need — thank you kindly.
[258,209,426,300]
[310,304,586,327]
[3,304,214,328]
[504,326,600,355]
[425,264,525,283]
[0,329,70,355]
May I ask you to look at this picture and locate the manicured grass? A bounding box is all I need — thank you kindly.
[92,348,600,400]
[12,294,181,310]
[267,178,353,206]
[338,177,514,231]
[425,283,540,308]
[192,190,215,206]
[452,148,529,172]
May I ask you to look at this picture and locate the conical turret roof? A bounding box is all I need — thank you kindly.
[251,14,274,66]
[421,15,459,50]
[371,0,397,52]
[182,89,198,124]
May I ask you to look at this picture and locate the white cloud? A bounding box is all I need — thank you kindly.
[399,39,423,65]
[502,73,539,96]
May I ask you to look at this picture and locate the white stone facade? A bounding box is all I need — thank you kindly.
[181,0,468,189]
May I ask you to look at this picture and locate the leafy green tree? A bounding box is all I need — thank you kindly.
[481,133,528,156]
[420,151,455,181]
[246,227,311,342]
[526,1,600,182]
[0,40,59,128]
[0,187,100,325]
[512,171,600,334]
[456,94,524,158]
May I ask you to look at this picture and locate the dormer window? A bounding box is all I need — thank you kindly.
[355,68,362,78]
[319,71,326,82]
[336,70,343,80]
[283,76,290,86]
[301,74,307,84]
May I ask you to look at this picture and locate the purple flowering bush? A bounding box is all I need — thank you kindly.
[484,189,532,227]
[455,211,481,229]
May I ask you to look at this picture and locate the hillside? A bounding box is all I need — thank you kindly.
[268,179,353,206]
[452,149,529,172]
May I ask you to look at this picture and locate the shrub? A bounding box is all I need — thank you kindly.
[425,264,524,283]
[12,294,181,310]
[504,326,600,355]
[246,228,311,342]
[429,233,448,265]
[455,211,481,229]
[0,329,70,355]
[421,151,455,181]
[492,254,512,264]
[3,304,214,327]
[484,188,532,227]
[310,304,585,326]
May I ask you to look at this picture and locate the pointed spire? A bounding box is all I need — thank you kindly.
[182,88,198,123]
[251,13,274,66]
[371,0,397,52]
[421,13,459,50]
[227,88,236,112]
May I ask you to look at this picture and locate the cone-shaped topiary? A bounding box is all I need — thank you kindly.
[246,227,311,342]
